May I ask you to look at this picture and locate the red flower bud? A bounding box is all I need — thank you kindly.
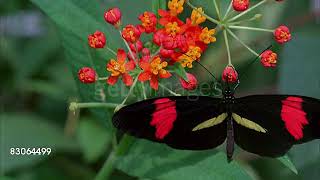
[122,24,141,43]
[179,73,198,90]
[141,48,151,56]
[104,7,122,28]
[129,40,143,52]
[233,0,250,12]
[78,67,97,83]
[260,50,278,68]
[274,25,291,44]
[88,31,106,48]
[222,66,238,83]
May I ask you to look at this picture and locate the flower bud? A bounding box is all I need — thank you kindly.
[88,31,106,48]
[78,67,97,83]
[222,66,238,83]
[274,25,291,44]
[104,7,122,28]
[233,0,250,12]
[260,50,278,68]
[179,73,198,90]
[122,24,141,43]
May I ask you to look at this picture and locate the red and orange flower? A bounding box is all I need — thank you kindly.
[106,49,135,86]
[138,56,172,90]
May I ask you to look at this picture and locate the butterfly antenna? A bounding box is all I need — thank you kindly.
[238,45,273,79]
[194,61,219,82]
[180,52,219,82]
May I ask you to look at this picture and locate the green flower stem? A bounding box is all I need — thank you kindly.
[227,14,262,26]
[94,135,134,180]
[105,47,117,56]
[213,0,221,20]
[229,25,274,32]
[141,82,147,100]
[226,29,259,57]
[159,83,181,96]
[119,77,138,107]
[186,0,220,25]
[223,0,233,21]
[119,31,138,65]
[223,30,232,66]
[98,77,108,81]
[228,0,267,22]
[69,102,119,111]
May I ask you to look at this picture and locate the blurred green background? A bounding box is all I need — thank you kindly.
[1,0,319,179]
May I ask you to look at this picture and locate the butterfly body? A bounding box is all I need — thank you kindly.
[113,91,320,161]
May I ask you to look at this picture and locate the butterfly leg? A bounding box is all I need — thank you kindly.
[226,115,235,162]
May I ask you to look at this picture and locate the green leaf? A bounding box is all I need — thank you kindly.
[277,155,298,175]
[168,63,188,81]
[0,113,78,173]
[116,140,251,180]
[76,118,112,163]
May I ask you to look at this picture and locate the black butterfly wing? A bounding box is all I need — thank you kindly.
[113,96,227,150]
[233,95,320,157]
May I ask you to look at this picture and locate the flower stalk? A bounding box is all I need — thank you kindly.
[228,0,267,22]
[227,29,259,57]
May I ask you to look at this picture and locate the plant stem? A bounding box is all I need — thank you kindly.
[159,83,181,96]
[228,0,267,22]
[223,0,233,21]
[119,77,138,106]
[105,47,117,56]
[141,82,147,100]
[229,25,274,32]
[98,77,108,81]
[69,102,119,111]
[223,30,232,66]
[226,29,259,56]
[94,135,134,180]
[186,0,220,25]
[212,0,221,20]
[119,31,138,65]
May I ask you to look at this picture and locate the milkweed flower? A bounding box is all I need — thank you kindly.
[78,67,97,84]
[260,50,278,68]
[138,11,157,33]
[179,73,198,90]
[138,56,172,90]
[106,49,135,86]
[88,31,106,48]
[168,0,185,16]
[274,25,291,44]
[222,66,238,83]
[233,0,250,12]
[104,7,122,28]
[122,25,141,43]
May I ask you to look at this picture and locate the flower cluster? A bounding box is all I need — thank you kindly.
[79,0,293,89]
[78,0,218,90]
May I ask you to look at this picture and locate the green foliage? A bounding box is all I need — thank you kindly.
[0,113,78,173]
[76,118,112,163]
[116,140,251,180]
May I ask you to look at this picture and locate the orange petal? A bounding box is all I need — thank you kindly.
[117,49,126,64]
[107,76,119,85]
[138,71,151,82]
[125,60,136,71]
[159,71,172,79]
[139,61,151,71]
[122,73,133,86]
[150,76,159,90]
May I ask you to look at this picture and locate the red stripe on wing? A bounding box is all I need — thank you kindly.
[150,98,177,139]
[281,97,309,140]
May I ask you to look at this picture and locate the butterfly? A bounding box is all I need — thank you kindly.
[112,87,320,161]
[112,48,320,161]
